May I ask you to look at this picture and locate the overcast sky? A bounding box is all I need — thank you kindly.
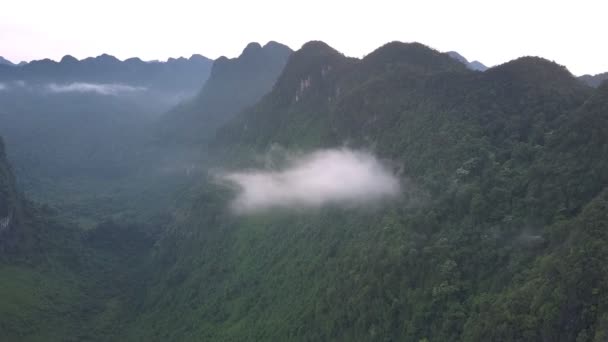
[1,0,606,75]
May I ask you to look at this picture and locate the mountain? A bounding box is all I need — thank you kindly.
[111,41,608,341]
[0,53,212,93]
[157,41,292,144]
[579,72,608,88]
[0,57,15,66]
[447,51,489,71]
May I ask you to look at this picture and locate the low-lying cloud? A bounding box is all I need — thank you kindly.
[221,148,400,214]
[0,83,7,91]
[46,82,146,95]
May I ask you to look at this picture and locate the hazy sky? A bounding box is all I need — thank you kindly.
[1,0,606,75]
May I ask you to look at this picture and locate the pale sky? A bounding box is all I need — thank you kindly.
[0,0,606,75]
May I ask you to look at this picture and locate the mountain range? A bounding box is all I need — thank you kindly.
[445,51,608,88]
[1,40,608,341]
[0,53,212,92]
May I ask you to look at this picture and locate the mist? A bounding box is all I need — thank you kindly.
[221,148,400,214]
[46,82,147,95]
[0,83,7,91]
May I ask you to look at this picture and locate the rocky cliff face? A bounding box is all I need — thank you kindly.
[0,137,22,252]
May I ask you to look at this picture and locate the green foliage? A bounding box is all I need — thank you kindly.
[129,42,608,341]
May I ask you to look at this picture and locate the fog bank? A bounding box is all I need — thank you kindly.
[222,148,400,214]
[46,82,146,95]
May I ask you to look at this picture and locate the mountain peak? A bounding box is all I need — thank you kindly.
[447,51,488,71]
[299,41,338,54]
[488,56,576,86]
[446,51,468,64]
[189,54,211,62]
[124,57,143,64]
[468,60,488,71]
[241,42,263,57]
[60,55,79,64]
[362,41,465,73]
[210,41,291,79]
[96,53,120,63]
[0,56,15,66]
[267,40,350,102]
[263,41,292,52]
[167,57,188,63]
[284,41,345,68]
[264,41,287,48]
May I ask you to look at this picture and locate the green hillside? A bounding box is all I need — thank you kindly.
[121,42,608,341]
[0,135,158,341]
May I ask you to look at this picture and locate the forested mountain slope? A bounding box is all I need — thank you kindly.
[125,42,608,341]
[0,136,158,341]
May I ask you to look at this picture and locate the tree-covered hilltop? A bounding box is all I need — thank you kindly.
[126,42,608,341]
[157,41,293,144]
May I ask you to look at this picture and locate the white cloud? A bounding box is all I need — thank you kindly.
[221,148,400,214]
[0,83,7,91]
[46,82,146,95]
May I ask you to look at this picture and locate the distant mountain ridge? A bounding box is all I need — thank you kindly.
[446,51,489,71]
[0,57,17,66]
[0,53,213,92]
[157,41,292,144]
[579,72,608,88]
[0,53,214,183]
